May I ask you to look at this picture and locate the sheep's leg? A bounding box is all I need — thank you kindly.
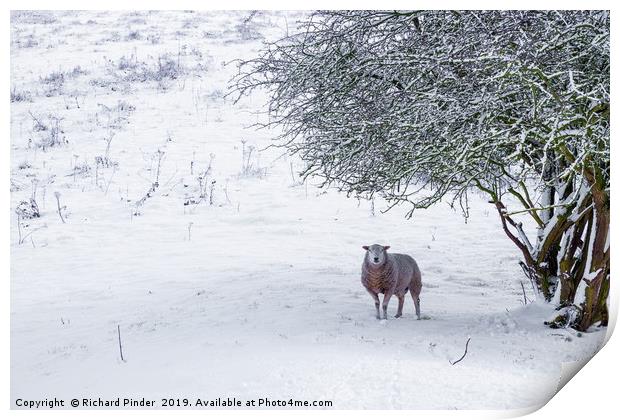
[382,293,393,320]
[410,290,421,320]
[395,295,405,318]
[365,288,381,319]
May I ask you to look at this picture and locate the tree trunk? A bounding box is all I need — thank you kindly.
[576,185,610,330]
[493,175,609,332]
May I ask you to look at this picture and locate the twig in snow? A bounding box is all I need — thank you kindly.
[28,110,46,131]
[16,214,47,245]
[54,192,66,223]
[187,222,193,241]
[117,324,126,362]
[190,153,215,211]
[519,261,539,296]
[289,161,301,185]
[450,337,471,365]
[104,165,117,195]
[134,183,158,214]
[161,168,179,189]
[72,154,79,183]
[223,180,232,205]
[16,214,23,244]
[521,281,528,305]
[104,132,116,159]
[208,180,216,205]
[155,149,165,185]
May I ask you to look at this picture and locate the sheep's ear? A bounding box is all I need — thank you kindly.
[383,246,391,251]
[362,246,369,251]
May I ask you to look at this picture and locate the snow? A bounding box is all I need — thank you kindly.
[10,11,606,410]
[583,209,598,280]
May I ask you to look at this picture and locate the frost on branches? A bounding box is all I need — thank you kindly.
[231,10,610,331]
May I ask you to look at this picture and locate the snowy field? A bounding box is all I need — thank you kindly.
[10,10,606,410]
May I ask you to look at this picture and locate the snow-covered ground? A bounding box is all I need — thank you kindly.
[10,10,606,410]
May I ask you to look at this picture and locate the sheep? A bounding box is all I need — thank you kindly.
[361,244,422,320]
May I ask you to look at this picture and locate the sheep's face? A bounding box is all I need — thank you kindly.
[363,244,390,266]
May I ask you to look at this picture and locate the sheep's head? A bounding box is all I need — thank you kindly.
[362,244,390,266]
